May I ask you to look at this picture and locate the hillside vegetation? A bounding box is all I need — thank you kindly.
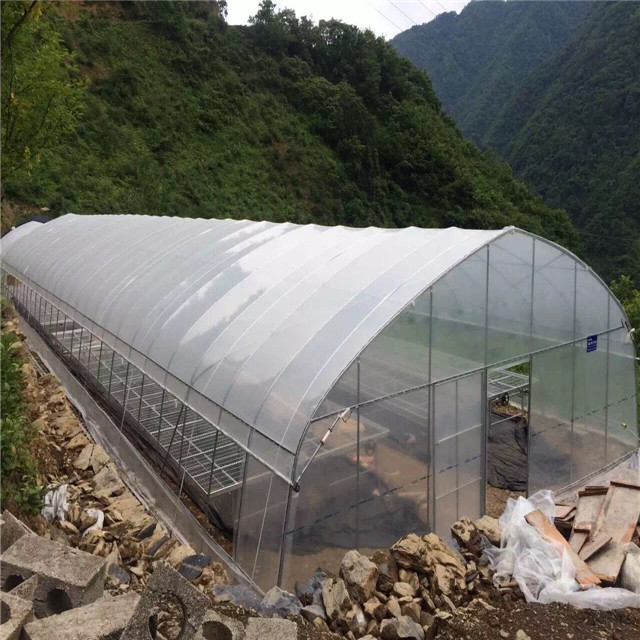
[485,1,640,283]
[392,0,592,146]
[1,0,574,246]
[392,0,640,284]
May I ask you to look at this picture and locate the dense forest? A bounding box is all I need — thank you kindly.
[393,0,640,284]
[391,0,592,147]
[485,1,640,284]
[1,0,575,247]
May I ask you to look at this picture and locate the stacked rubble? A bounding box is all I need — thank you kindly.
[275,517,504,640]
[0,513,304,640]
[2,313,231,598]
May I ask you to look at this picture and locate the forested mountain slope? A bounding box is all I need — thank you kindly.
[391,0,592,146]
[2,1,574,247]
[485,1,640,282]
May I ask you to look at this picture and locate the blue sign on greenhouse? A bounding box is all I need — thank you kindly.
[587,334,598,353]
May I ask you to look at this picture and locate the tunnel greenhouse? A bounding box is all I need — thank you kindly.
[1,214,637,591]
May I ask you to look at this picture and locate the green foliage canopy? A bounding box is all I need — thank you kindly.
[1,1,86,183]
[2,0,575,250]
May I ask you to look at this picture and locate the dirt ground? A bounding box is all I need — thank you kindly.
[485,483,525,519]
[436,590,640,640]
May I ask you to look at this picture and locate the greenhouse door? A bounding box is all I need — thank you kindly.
[485,365,530,500]
[431,371,485,538]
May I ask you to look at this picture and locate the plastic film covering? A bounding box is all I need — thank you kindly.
[529,327,637,494]
[2,214,505,465]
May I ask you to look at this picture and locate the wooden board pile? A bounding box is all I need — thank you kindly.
[527,479,640,588]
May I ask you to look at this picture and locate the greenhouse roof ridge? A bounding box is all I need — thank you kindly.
[3,213,525,468]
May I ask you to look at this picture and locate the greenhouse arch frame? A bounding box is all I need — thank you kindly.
[2,214,637,591]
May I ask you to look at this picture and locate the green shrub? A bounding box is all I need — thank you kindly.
[0,331,45,515]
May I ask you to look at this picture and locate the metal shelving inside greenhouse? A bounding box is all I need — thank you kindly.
[2,213,637,591]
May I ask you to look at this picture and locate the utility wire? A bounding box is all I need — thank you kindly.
[418,1,436,18]
[389,1,419,26]
[371,3,405,33]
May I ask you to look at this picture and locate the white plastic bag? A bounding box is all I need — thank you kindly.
[41,483,69,523]
[82,508,104,537]
[484,490,640,610]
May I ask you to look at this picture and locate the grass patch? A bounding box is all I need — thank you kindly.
[1,311,45,516]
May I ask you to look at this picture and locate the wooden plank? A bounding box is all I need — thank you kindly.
[555,504,575,520]
[569,492,607,553]
[578,533,612,561]
[586,483,640,583]
[525,510,601,588]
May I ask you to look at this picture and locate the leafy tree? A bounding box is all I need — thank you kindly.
[611,276,640,341]
[1,0,86,183]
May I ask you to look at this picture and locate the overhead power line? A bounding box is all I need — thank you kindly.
[418,1,436,18]
[371,4,405,33]
[389,1,419,26]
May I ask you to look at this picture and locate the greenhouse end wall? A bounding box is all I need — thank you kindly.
[277,230,637,590]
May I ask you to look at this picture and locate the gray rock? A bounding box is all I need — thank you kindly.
[380,615,425,640]
[295,568,326,606]
[178,554,212,581]
[245,617,297,640]
[300,604,327,622]
[371,549,399,593]
[259,586,302,618]
[341,550,379,603]
[212,585,262,611]
[321,577,351,622]
[135,522,157,541]
[107,563,130,585]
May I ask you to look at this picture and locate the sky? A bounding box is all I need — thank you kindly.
[226,0,472,39]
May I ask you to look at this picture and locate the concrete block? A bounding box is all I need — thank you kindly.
[0,590,35,640]
[8,575,39,601]
[0,510,32,553]
[0,533,106,618]
[245,617,297,640]
[195,610,245,640]
[22,592,139,640]
[121,561,210,640]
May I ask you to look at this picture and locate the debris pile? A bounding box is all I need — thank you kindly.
[279,519,502,640]
[488,486,640,609]
[553,480,640,589]
[2,314,231,597]
[0,515,320,640]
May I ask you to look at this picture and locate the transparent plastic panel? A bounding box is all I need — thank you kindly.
[531,242,576,351]
[280,415,358,588]
[529,344,574,494]
[357,385,431,556]
[315,361,359,419]
[575,266,610,338]
[235,458,289,591]
[430,248,488,381]
[487,233,534,363]
[433,372,484,538]
[356,290,432,405]
[571,337,608,483]
[606,328,638,459]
